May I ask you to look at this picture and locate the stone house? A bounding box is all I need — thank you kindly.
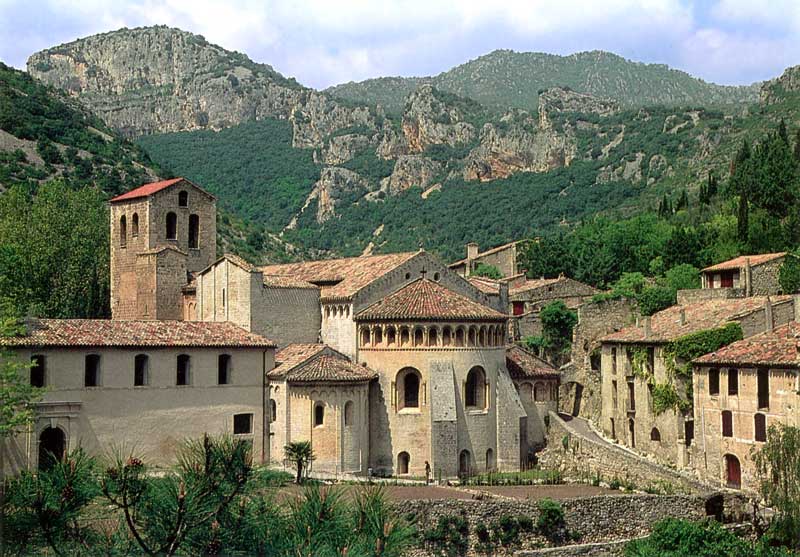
[449,241,522,278]
[599,295,794,469]
[693,318,800,491]
[699,253,787,297]
[2,319,275,474]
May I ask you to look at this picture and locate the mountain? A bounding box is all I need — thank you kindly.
[325,50,760,114]
[23,26,800,263]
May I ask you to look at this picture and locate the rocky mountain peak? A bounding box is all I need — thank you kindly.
[760,64,800,104]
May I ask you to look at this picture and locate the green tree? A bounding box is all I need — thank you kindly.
[284,440,316,484]
[625,518,768,557]
[753,423,800,548]
[0,303,42,437]
[779,254,800,294]
[528,301,578,364]
[472,263,503,279]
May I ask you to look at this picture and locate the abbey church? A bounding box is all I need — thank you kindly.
[3,177,558,478]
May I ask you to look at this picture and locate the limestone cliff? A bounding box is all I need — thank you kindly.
[307,167,375,223]
[760,65,800,105]
[380,155,442,195]
[401,85,476,153]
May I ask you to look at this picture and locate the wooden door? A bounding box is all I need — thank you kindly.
[725,455,741,488]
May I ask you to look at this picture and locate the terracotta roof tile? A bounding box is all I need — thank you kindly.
[702,253,786,272]
[2,319,276,348]
[506,344,559,379]
[268,344,376,383]
[694,322,800,368]
[110,178,185,203]
[468,276,502,294]
[258,252,417,301]
[602,296,792,344]
[356,278,506,321]
[262,275,319,289]
[509,277,562,295]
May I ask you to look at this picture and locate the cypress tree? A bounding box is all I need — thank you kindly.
[737,193,749,245]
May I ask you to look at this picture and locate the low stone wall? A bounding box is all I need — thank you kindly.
[538,412,710,495]
[516,539,634,557]
[396,493,707,555]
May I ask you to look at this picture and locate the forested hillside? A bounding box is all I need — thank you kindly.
[326,50,759,114]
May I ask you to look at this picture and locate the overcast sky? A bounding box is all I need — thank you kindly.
[1,0,799,89]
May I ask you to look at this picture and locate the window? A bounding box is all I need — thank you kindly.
[119,215,127,247]
[222,288,226,309]
[360,328,370,346]
[176,354,190,386]
[534,382,548,402]
[611,347,617,374]
[728,368,739,396]
[646,347,655,373]
[722,410,733,437]
[344,401,354,427]
[413,328,424,346]
[709,368,720,396]
[178,190,188,207]
[512,301,525,316]
[269,400,277,422]
[314,403,325,426]
[590,349,601,372]
[218,354,231,385]
[627,381,635,412]
[754,413,767,442]
[233,413,253,435]
[611,380,618,409]
[188,214,199,249]
[758,369,769,409]
[465,367,487,409]
[85,354,100,387]
[650,427,661,442]
[134,354,149,386]
[397,368,421,410]
[166,212,177,240]
[628,418,636,448]
[486,448,495,471]
[684,420,694,446]
[30,355,45,387]
[397,451,410,475]
[131,213,139,237]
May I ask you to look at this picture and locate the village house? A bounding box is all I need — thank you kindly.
[690,253,788,300]
[693,318,800,491]
[2,319,275,474]
[599,295,794,469]
[449,241,522,278]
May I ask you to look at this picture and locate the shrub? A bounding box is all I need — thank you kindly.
[536,498,566,542]
[423,514,469,557]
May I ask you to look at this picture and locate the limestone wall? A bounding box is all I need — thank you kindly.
[3,346,270,475]
[750,259,784,296]
[110,197,150,319]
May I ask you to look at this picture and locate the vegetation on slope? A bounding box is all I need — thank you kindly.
[326,50,759,114]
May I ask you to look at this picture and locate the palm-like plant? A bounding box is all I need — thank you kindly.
[284,441,315,484]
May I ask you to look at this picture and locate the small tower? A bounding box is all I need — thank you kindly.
[109,177,216,320]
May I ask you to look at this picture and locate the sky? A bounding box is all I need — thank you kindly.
[1,0,799,90]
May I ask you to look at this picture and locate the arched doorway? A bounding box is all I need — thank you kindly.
[38,427,66,471]
[724,454,741,489]
[485,448,495,472]
[459,449,472,477]
[397,451,410,475]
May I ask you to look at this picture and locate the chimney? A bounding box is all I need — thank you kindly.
[641,316,652,338]
[466,242,479,260]
[679,308,686,326]
[765,296,774,333]
[745,258,753,297]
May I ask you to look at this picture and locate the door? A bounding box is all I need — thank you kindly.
[459,450,472,478]
[720,272,734,288]
[38,427,66,471]
[725,454,741,489]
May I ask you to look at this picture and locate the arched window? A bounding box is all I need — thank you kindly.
[534,382,548,402]
[478,327,486,346]
[270,399,277,422]
[188,214,199,249]
[373,327,383,345]
[724,454,741,489]
[360,327,370,347]
[218,354,231,385]
[85,354,100,387]
[468,327,477,346]
[314,402,325,427]
[721,410,733,437]
[397,451,410,475]
[166,212,177,240]
[754,413,767,442]
[177,354,190,386]
[455,327,465,347]
[427,328,438,347]
[344,401,354,426]
[650,427,661,442]
[386,326,396,346]
[521,382,533,401]
[119,215,127,247]
[442,327,452,346]
[400,328,410,347]
[465,367,486,409]
[131,213,139,237]
[397,368,421,410]
[178,190,188,207]
[486,448,495,471]
[134,354,149,386]
[413,328,424,347]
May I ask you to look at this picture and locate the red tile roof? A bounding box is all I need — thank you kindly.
[468,276,502,294]
[694,321,800,368]
[259,252,418,301]
[262,275,319,289]
[702,253,786,273]
[602,296,792,344]
[268,344,376,383]
[2,319,276,348]
[356,279,506,321]
[109,177,185,202]
[506,344,559,379]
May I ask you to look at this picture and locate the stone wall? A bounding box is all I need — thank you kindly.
[751,259,784,296]
[395,493,708,555]
[539,412,711,495]
[677,288,745,304]
[561,298,637,422]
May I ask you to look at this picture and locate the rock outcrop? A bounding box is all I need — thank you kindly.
[760,65,800,104]
[538,87,619,118]
[401,85,476,153]
[307,167,374,223]
[319,133,372,165]
[380,155,442,195]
